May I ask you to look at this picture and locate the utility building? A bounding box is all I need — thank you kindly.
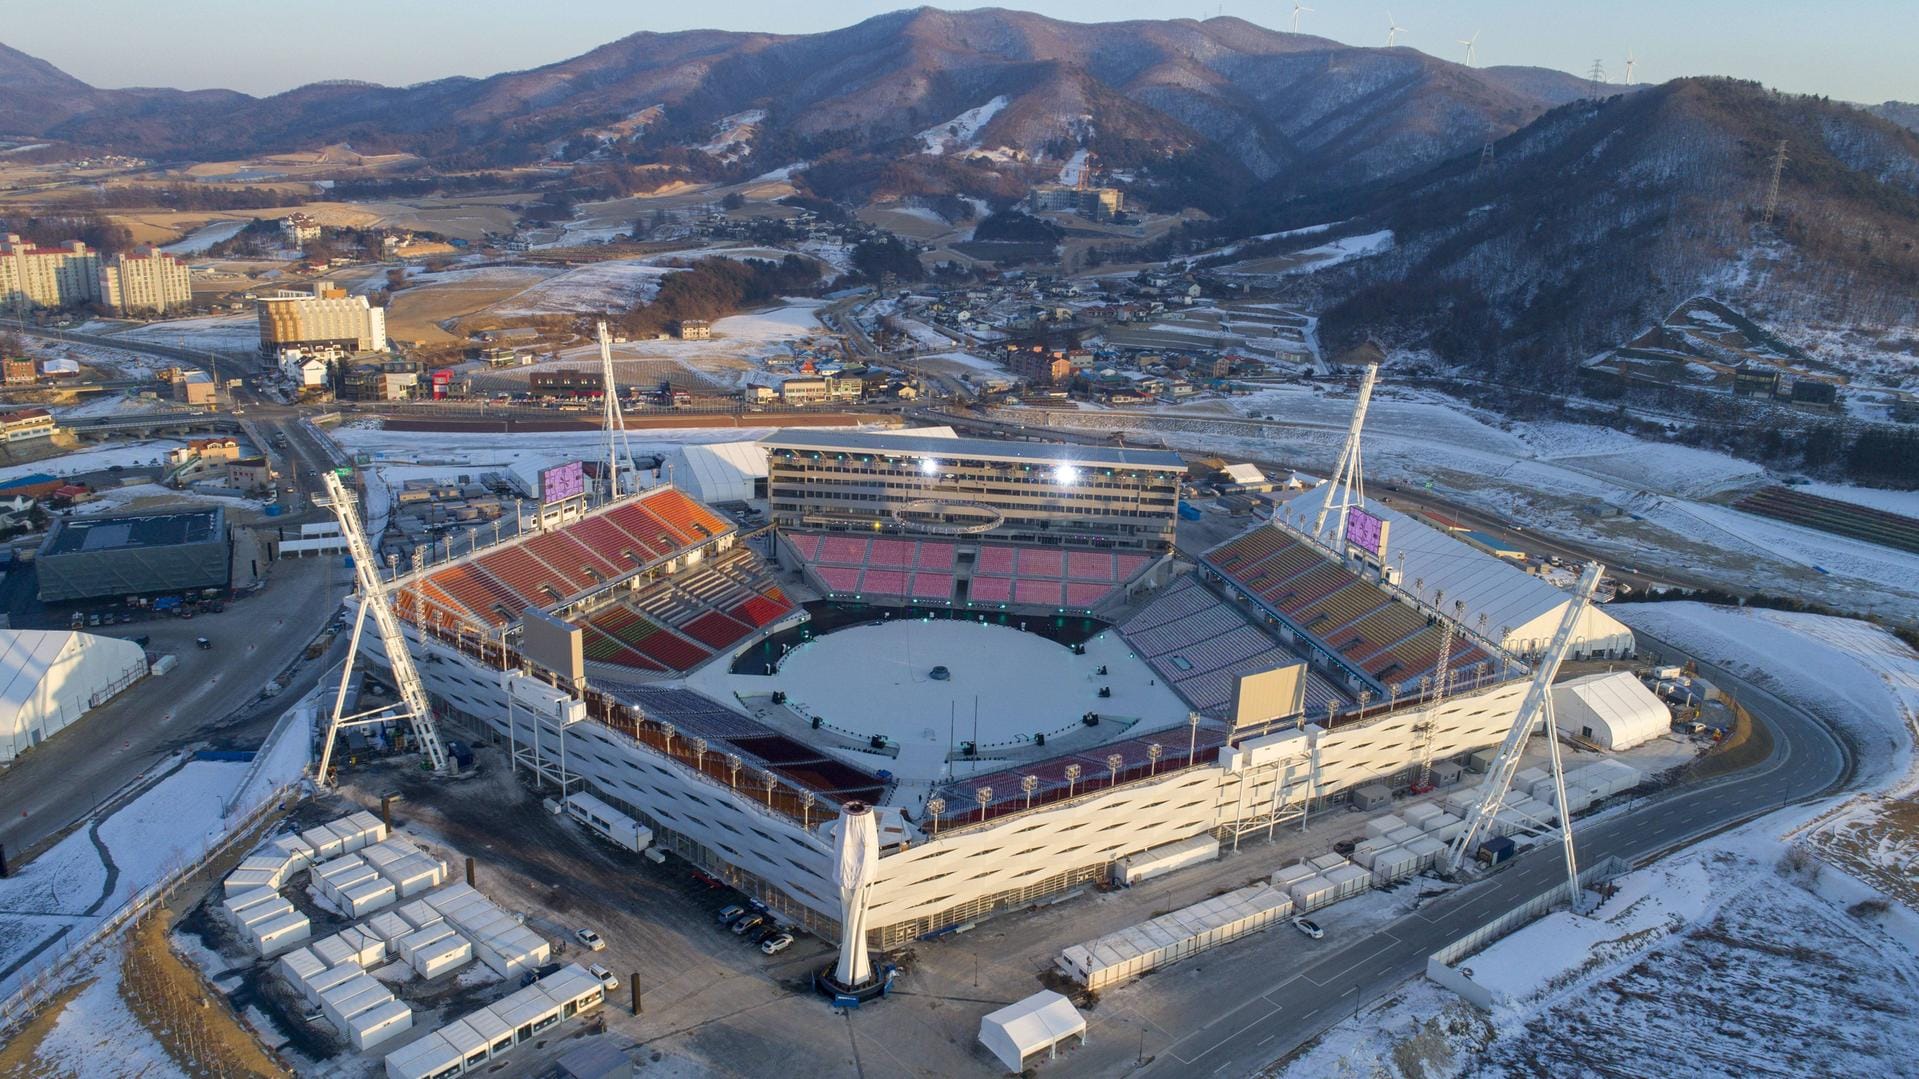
[37,508,231,602]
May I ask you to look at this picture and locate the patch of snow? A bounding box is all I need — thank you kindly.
[0,441,183,485]
[112,315,258,353]
[916,96,1010,155]
[23,954,187,1079]
[160,220,247,255]
[487,260,679,316]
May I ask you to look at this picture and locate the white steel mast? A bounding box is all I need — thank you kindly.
[1310,362,1378,551]
[598,320,635,500]
[316,469,449,781]
[1444,562,1602,905]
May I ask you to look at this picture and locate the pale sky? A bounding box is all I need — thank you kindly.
[6,1,1914,104]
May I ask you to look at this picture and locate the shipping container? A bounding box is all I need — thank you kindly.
[1363,813,1407,839]
[1269,863,1314,889]
[564,792,652,852]
[222,886,283,923]
[1401,802,1442,827]
[1386,826,1424,846]
[1113,834,1219,885]
[1404,835,1447,870]
[412,933,473,980]
[383,1031,462,1079]
[250,910,311,956]
[364,911,414,944]
[396,924,457,965]
[341,877,399,917]
[299,962,361,1006]
[1370,846,1420,884]
[1306,852,1348,873]
[274,947,325,989]
[1325,863,1372,900]
[1288,875,1337,911]
[223,866,279,895]
[393,898,444,931]
[348,997,413,1053]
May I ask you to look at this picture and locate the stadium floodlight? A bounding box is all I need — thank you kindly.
[925,796,946,838]
[1022,774,1039,807]
[1064,763,1082,797]
[920,457,940,476]
[1053,464,1081,484]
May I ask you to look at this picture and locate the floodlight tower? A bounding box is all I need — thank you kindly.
[1310,362,1379,551]
[315,469,450,782]
[1444,562,1603,907]
[598,320,636,499]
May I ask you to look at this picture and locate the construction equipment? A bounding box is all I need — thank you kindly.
[315,469,449,782]
[1444,562,1603,908]
[598,320,636,500]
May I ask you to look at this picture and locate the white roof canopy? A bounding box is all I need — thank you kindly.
[979,990,1086,1072]
[1553,670,1670,751]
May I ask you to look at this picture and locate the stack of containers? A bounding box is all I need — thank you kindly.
[1055,885,1292,991]
[1270,863,1314,891]
[1324,862,1372,901]
[1585,760,1644,797]
[249,909,311,956]
[319,972,399,1042]
[222,887,284,926]
[1369,845,1421,884]
[298,963,361,1007]
[1533,776,1597,816]
[1363,814,1407,841]
[224,854,291,895]
[1421,811,1466,843]
[347,997,413,1052]
[312,927,386,969]
[1287,873,1337,912]
[1404,834,1448,870]
[313,853,399,918]
[275,947,326,991]
[231,896,297,938]
[1401,803,1442,830]
[1350,838,1390,869]
[382,965,606,1079]
[1306,853,1348,874]
[424,887,550,979]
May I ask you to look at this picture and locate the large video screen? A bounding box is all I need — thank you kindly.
[1346,506,1386,558]
[540,460,586,505]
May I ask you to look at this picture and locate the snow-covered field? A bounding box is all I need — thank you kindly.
[20,956,186,1079]
[159,219,247,255]
[111,315,257,354]
[0,441,182,485]
[486,259,679,316]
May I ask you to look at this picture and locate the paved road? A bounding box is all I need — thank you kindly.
[1134,642,1852,1077]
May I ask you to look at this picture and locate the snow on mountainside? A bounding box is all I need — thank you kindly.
[916,96,1009,154]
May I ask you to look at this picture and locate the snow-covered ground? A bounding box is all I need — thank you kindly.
[67,483,268,517]
[486,259,679,316]
[0,715,309,999]
[1278,604,1919,1079]
[916,96,1009,154]
[19,955,186,1079]
[0,441,183,485]
[111,315,258,354]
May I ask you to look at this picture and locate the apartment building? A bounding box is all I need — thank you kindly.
[97,248,193,313]
[0,235,101,310]
[0,408,57,442]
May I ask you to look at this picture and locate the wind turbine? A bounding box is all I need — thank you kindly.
[1291,0,1314,33]
[1624,51,1637,85]
[1458,30,1481,66]
[1386,12,1407,46]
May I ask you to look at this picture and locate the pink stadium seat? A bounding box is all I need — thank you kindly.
[969,576,1012,603]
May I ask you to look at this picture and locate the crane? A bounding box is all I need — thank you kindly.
[1444,563,1602,907]
[315,468,450,782]
[1310,362,1378,550]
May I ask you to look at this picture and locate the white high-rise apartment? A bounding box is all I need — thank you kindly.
[97,248,193,313]
[0,234,101,310]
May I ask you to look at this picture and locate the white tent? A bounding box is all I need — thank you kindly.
[0,629,148,761]
[978,990,1086,1073]
[1280,485,1635,659]
[1553,671,1670,750]
[665,441,769,505]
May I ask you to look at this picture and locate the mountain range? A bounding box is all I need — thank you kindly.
[1,9,1609,202]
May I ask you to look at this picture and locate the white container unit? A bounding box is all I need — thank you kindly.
[364,911,414,944]
[297,824,344,863]
[412,932,473,980]
[1270,863,1314,889]
[269,833,316,867]
[1401,802,1442,827]
[300,963,361,1007]
[1306,853,1348,874]
[1386,826,1424,846]
[383,854,446,898]
[340,877,398,918]
[337,926,387,967]
[1350,839,1390,869]
[311,934,361,970]
[396,924,458,966]
[1288,875,1337,911]
[320,974,392,1031]
[1363,814,1407,840]
[384,1030,463,1079]
[1513,767,1549,794]
[393,898,444,932]
[460,1008,517,1061]
[1324,863,1372,901]
[275,947,325,989]
[250,910,311,956]
[1370,846,1421,884]
[1442,786,1485,817]
[313,853,370,891]
[536,964,608,1015]
[348,997,413,1053]
[223,865,280,895]
[1404,835,1447,870]
[422,882,482,912]
[223,887,283,924]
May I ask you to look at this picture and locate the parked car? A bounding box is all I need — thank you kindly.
[587,963,620,991]
[730,914,767,936]
[575,928,606,951]
[750,925,783,945]
[196,637,212,650]
[760,932,794,955]
[716,904,746,924]
[1291,917,1324,940]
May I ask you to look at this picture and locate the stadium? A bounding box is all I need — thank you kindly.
[366,430,1624,950]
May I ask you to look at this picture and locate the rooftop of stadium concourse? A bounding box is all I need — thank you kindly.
[762,430,1187,471]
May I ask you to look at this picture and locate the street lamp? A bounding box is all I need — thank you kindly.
[1187,711,1201,765]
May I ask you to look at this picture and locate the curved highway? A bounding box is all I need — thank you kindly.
[1133,635,1853,1077]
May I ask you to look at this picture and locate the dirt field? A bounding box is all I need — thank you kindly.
[0,978,90,1078]
[123,913,286,1078]
[385,268,554,346]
